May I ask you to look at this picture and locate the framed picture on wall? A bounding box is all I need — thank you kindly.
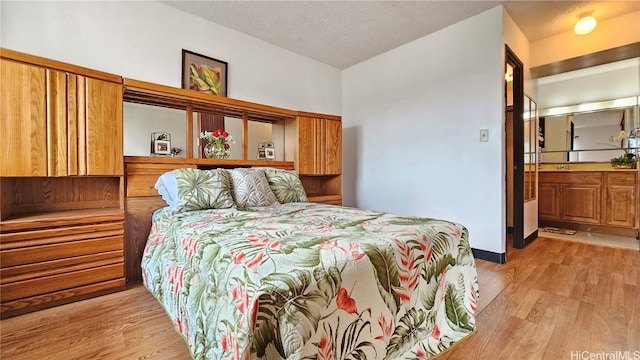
[182,49,228,97]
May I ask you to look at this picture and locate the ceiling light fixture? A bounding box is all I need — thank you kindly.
[574,12,597,35]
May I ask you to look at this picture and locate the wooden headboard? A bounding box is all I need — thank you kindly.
[124,156,295,282]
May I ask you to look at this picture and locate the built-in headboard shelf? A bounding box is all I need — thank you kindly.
[123,156,296,282]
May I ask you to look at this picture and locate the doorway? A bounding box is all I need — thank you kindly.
[505,45,525,249]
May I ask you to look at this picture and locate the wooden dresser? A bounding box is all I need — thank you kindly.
[0,49,126,318]
[1,49,344,313]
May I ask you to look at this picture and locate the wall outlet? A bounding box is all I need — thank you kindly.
[480,129,489,142]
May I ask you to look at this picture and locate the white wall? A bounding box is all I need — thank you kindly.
[342,6,505,254]
[0,1,341,114]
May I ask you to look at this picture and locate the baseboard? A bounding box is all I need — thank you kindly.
[472,248,506,264]
[523,229,538,247]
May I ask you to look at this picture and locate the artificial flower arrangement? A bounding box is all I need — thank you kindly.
[200,129,235,159]
[609,130,636,168]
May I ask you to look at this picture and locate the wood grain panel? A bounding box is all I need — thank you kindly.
[0,212,123,234]
[0,278,125,319]
[606,184,636,227]
[46,69,69,176]
[0,222,123,248]
[606,172,636,185]
[561,184,601,224]
[6,177,121,216]
[85,78,123,175]
[538,183,559,220]
[297,117,316,174]
[76,75,87,175]
[1,263,123,302]
[125,197,167,282]
[0,178,16,221]
[0,59,47,176]
[1,236,123,268]
[1,250,123,280]
[67,74,79,175]
[539,171,602,184]
[323,119,342,175]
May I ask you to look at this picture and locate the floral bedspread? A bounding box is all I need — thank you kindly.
[142,203,478,360]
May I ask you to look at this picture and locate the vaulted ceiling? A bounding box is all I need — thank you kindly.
[161,1,640,69]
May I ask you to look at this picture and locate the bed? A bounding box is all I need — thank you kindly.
[141,167,478,360]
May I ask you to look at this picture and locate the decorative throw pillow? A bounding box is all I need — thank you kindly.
[263,168,308,203]
[172,168,235,212]
[229,168,279,207]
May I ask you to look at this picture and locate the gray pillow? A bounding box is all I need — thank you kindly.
[229,168,279,207]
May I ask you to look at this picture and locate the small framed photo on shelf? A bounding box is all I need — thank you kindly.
[265,147,276,160]
[154,140,171,155]
[151,132,171,156]
[257,142,275,160]
[182,49,228,97]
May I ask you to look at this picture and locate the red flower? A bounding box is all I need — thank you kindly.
[248,234,269,248]
[317,334,333,360]
[320,240,339,250]
[233,251,246,264]
[250,297,259,332]
[375,314,394,341]
[336,288,358,314]
[348,243,365,260]
[246,252,264,268]
[416,348,427,359]
[431,324,440,340]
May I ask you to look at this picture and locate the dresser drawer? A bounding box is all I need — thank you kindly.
[606,172,636,185]
[1,262,123,302]
[0,222,123,249]
[0,219,125,317]
[1,235,123,268]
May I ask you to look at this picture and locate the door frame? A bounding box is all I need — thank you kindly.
[506,45,525,249]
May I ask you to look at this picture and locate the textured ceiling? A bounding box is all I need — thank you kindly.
[161,1,640,69]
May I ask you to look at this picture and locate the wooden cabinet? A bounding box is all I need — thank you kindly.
[285,112,343,205]
[539,172,602,223]
[560,183,602,224]
[539,171,638,237]
[605,172,637,228]
[0,59,47,176]
[1,50,123,177]
[297,115,342,175]
[0,177,125,318]
[538,182,560,219]
[0,49,125,318]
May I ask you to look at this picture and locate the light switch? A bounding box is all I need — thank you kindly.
[480,129,489,142]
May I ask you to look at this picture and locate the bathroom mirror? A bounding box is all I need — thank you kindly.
[539,99,638,163]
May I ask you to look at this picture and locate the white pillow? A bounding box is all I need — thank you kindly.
[154,171,179,210]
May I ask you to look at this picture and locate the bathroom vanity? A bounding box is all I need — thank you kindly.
[538,169,638,238]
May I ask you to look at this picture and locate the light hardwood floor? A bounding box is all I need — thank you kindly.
[1,236,638,360]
